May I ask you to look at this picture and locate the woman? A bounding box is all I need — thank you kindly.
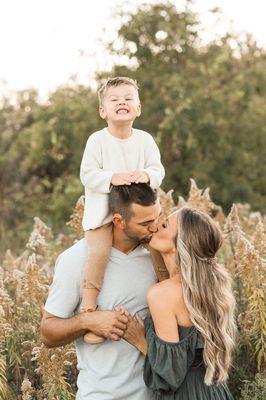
[123,206,236,399]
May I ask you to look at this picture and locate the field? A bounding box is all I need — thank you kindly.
[0,180,265,399]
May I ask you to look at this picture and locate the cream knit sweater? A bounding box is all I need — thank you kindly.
[80,128,165,230]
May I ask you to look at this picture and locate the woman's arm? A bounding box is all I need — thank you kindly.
[118,309,147,355]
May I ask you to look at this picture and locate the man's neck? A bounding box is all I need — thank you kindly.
[112,229,139,255]
[107,122,133,139]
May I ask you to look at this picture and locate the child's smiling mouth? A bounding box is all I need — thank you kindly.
[116,107,130,114]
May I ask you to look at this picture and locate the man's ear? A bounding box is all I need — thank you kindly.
[112,213,126,229]
[99,105,106,120]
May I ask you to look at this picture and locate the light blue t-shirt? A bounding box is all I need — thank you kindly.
[45,239,157,400]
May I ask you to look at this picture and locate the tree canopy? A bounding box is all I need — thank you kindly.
[1,1,265,252]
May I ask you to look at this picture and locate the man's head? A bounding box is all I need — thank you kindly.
[109,183,161,244]
[98,77,141,124]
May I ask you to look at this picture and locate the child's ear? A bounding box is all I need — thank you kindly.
[136,103,141,117]
[99,106,106,119]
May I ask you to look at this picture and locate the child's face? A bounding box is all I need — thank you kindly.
[99,84,141,124]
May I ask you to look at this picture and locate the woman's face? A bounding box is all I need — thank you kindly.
[149,210,179,254]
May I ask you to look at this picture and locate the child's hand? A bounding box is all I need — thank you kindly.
[130,171,150,184]
[111,173,134,186]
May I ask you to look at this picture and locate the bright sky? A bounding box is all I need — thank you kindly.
[0,0,265,100]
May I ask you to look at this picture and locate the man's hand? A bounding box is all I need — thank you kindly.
[81,310,128,341]
[40,309,128,347]
[130,171,150,184]
[111,173,135,186]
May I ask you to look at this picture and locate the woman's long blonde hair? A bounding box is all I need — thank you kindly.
[176,207,236,385]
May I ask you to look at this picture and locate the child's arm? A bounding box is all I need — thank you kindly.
[80,135,133,192]
[142,134,165,189]
[80,135,113,193]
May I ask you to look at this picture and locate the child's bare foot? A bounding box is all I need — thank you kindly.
[84,331,105,344]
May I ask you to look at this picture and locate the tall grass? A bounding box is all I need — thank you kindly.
[0,180,265,399]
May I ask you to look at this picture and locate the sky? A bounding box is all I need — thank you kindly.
[0,0,265,100]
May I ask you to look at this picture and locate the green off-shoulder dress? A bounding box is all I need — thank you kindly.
[143,317,234,400]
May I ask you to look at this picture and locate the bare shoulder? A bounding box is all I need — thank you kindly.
[147,277,183,307]
[147,277,191,326]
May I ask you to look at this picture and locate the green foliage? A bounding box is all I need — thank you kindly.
[0,86,102,252]
[107,1,266,212]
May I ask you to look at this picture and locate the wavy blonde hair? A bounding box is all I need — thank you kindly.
[176,207,236,385]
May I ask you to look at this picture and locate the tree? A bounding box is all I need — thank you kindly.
[0,85,102,252]
[106,1,266,212]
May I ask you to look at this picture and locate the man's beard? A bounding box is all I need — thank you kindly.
[123,227,152,245]
[139,236,152,244]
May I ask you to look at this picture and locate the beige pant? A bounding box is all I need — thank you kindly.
[84,223,113,290]
[84,224,169,291]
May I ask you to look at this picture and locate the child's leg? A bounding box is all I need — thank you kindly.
[150,248,169,282]
[82,223,113,311]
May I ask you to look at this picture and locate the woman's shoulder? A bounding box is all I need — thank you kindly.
[147,277,192,327]
[147,277,183,306]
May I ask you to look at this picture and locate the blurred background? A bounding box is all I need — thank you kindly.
[0,0,265,252]
[0,2,265,399]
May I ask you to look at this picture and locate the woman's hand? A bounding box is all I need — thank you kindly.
[115,307,147,355]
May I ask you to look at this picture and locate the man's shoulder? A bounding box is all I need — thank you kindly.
[134,246,154,269]
[139,246,153,259]
[55,238,87,276]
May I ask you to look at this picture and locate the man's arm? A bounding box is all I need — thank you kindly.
[41,310,128,348]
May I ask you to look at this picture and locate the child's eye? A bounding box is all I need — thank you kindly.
[125,98,133,101]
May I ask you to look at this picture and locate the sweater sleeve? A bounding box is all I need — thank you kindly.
[143,318,201,392]
[80,134,114,193]
[141,133,165,189]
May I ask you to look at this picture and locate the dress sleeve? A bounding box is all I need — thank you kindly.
[143,318,202,392]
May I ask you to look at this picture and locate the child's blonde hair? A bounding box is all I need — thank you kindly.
[98,77,139,105]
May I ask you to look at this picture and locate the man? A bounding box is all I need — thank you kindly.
[41,183,161,400]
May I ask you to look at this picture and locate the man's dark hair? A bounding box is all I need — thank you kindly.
[109,183,157,220]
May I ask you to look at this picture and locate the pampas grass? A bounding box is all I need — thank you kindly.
[0,180,265,399]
